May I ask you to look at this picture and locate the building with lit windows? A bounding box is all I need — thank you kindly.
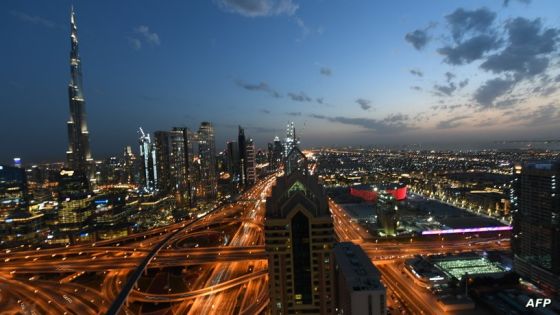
[245,138,256,186]
[154,128,193,205]
[56,169,94,237]
[198,122,217,200]
[265,148,335,315]
[138,127,158,192]
[512,161,560,296]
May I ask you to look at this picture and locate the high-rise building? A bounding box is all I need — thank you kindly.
[245,138,256,186]
[284,122,298,158]
[265,148,335,314]
[198,122,217,200]
[333,242,386,315]
[138,127,158,192]
[268,136,284,172]
[238,126,247,186]
[512,161,560,295]
[0,165,28,220]
[56,169,93,235]
[66,7,92,176]
[154,128,191,204]
[226,141,240,185]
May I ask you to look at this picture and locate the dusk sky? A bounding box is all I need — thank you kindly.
[2,0,560,163]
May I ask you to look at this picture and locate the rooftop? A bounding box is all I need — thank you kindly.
[333,242,384,292]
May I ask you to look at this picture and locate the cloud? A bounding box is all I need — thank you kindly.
[503,0,531,7]
[445,72,456,82]
[434,82,457,96]
[261,109,271,114]
[309,114,413,133]
[507,103,560,125]
[473,78,516,107]
[316,97,324,104]
[480,17,559,79]
[438,35,500,65]
[383,113,409,123]
[445,8,496,42]
[215,0,298,17]
[288,91,312,102]
[411,86,422,91]
[459,79,469,88]
[409,69,423,77]
[436,115,471,129]
[356,98,372,110]
[320,67,332,76]
[235,80,281,98]
[134,25,160,45]
[130,25,160,49]
[10,10,55,28]
[128,37,142,50]
[555,74,560,82]
[286,112,302,116]
[405,29,430,50]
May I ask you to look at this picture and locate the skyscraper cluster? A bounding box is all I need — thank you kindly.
[138,122,217,209]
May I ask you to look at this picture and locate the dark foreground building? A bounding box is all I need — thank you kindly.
[513,161,560,296]
[265,148,335,314]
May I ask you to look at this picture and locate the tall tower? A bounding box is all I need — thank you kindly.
[66,7,92,175]
[238,126,247,186]
[265,147,335,314]
[198,122,217,200]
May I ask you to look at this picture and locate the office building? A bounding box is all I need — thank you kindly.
[154,128,192,204]
[333,242,386,315]
[66,7,93,176]
[265,147,335,314]
[198,122,217,200]
[226,141,240,186]
[512,161,560,296]
[56,169,94,235]
[138,127,158,192]
[0,165,28,220]
[238,126,247,186]
[245,138,256,186]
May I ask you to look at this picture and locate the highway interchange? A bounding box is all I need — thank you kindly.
[0,176,509,314]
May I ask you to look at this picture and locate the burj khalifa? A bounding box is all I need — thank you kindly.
[66,7,92,175]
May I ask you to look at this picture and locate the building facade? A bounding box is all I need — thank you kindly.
[198,122,217,200]
[265,148,335,314]
[512,161,560,296]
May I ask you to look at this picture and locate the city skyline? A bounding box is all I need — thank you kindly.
[3,0,560,163]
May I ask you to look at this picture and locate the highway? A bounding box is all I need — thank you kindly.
[0,174,511,314]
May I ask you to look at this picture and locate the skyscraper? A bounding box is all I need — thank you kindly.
[238,126,247,186]
[138,128,157,192]
[284,122,298,158]
[198,122,217,200]
[512,161,560,295]
[265,147,335,314]
[66,7,92,176]
[154,128,191,203]
[245,138,256,186]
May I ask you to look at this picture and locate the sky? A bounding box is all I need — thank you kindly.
[1,0,560,163]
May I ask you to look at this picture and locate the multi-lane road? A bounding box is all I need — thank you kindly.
[0,175,510,314]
